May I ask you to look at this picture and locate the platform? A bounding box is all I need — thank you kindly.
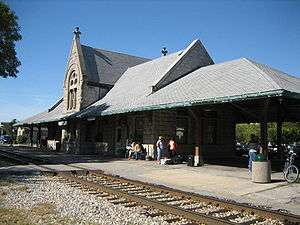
[0,147,299,216]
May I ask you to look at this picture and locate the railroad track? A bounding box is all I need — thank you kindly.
[0,146,46,165]
[0,147,299,225]
[47,170,299,225]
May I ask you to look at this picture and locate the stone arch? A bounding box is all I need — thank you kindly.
[66,67,80,111]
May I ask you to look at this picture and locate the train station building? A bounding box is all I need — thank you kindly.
[15,28,300,161]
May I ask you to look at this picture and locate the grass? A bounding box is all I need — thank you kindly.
[15,186,29,193]
[0,180,14,187]
[0,176,104,225]
[0,208,34,225]
[0,203,100,225]
[30,202,57,216]
[0,190,7,197]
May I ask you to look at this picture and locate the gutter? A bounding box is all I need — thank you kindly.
[79,89,290,118]
[14,114,73,127]
[16,89,300,125]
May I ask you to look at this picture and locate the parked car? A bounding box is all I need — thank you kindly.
[0,135,12,144]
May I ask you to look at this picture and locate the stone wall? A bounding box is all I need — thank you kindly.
[153,110,176,141]
[62,37,83,114]
[80,85,100,110]
[61,106,236,160]
[200,105,236,160]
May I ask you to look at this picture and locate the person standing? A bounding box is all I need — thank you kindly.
[168,137,177,158]
[248,134,259,172]
[156,136,164,164]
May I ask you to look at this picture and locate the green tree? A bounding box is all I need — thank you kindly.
[0,1,22,78]
[236,122,300,144]
[236,123,260,143]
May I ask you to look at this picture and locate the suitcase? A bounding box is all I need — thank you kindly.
[171,154,183,164]
[187,155,194,167]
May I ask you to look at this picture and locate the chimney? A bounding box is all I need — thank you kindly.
[161,47,168,56]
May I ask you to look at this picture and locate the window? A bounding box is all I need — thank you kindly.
[68,71,78,110]
[206,120,217,144]
[96,132,103,142]
[85,121,94,142]
[116,128,122,142]
[176,117,188,144]
[204,111,217,145]
[134,117,144,143]
[74,88,77,109]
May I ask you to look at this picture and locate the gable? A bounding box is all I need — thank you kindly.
[152,39,214,92]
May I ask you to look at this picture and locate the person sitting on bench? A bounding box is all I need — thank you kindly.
[133,142,143,160]
[127,141,135,159]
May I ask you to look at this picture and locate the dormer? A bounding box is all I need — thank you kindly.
[152,39,214,92]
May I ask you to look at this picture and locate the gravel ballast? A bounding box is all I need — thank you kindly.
[0,175,171,225]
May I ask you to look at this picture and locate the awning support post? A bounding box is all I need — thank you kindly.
[276,98,283,159]
[30,126,33,147]
[260,99,269,159]
[37,125,41,148]
[188,108,203,166]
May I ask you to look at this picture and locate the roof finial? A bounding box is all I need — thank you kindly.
[73,27,81,39]
[161,47,168,56]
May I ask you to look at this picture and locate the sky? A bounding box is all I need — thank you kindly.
[0,0,300,122]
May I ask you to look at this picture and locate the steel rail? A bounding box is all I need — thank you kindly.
[87,171,300,225]
[88,171,300,225]
[58,171,238,225]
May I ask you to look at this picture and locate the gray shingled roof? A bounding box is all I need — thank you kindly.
[15,99,73,126]
[16,40,300,125]
[248,59,300,94]
[78,57,300,118]
[78,39,214,116]
[16,46,150,126]
[81,45,150,85]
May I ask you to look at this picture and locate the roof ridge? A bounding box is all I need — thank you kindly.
[81,44,150,61]
[248,59,300,81]
[242,58,281,90]
[124,50,183,73]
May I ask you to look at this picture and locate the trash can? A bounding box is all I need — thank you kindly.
[252,160,271,183]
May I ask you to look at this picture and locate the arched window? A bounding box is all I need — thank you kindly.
[68,71,78,110]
